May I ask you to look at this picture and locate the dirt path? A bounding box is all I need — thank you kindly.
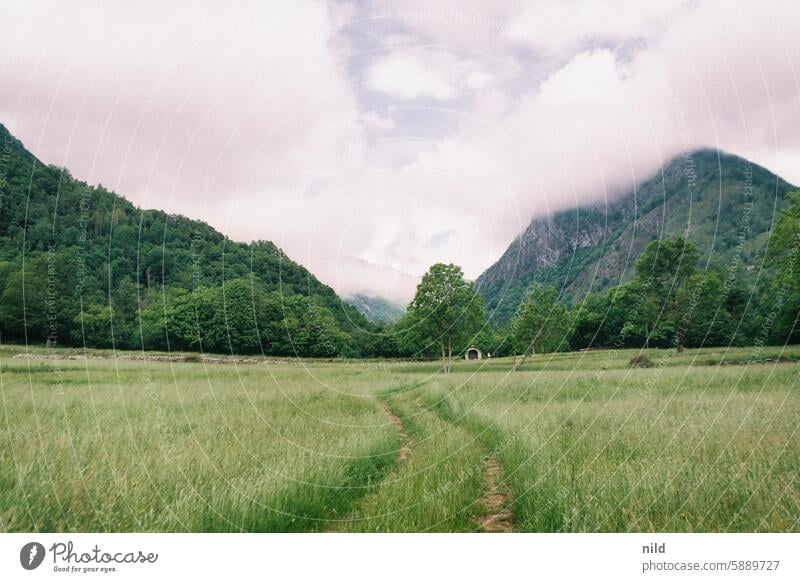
[382,403,411,461]
[475,456,515,533]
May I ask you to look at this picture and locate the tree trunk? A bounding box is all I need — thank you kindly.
[447,339,453,374]
[513,348,531,371]
[440,340,447,374]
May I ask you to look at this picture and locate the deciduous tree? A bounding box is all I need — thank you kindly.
[402,263,485,373]
[511,286,570,370]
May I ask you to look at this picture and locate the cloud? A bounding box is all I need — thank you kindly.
[360,110,397,131]
[366,50,463,100]
[537,50,624,104]
[505,0,689,54]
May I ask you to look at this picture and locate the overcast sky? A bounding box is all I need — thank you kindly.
[1,0,799,302]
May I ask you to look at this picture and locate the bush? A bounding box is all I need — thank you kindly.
[629,354,654,368]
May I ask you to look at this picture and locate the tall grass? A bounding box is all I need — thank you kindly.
[1,345,798,531]
[0,356,402,531]
[333,392,487,532]
[424,364,800,532]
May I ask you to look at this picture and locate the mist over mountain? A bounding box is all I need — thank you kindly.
[477,150,796,325]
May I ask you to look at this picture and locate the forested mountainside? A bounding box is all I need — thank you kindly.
[477,150,795,325]
[0,123,369,356]
[346,294,405,323]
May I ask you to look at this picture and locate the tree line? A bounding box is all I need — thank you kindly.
[2,210,798,363]
[376,193,800,370]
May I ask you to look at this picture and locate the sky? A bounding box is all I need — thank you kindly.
[1,0,799,303]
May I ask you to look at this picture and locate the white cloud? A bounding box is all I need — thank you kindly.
[360,110,397,131]
[505,0,689,53]
[463,71,495,90]
[366,50,461,100]
[382,33,422,47]
[365,48,500,102]
[537,50,624,104]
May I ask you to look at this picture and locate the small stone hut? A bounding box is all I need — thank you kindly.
[465,346,482,360]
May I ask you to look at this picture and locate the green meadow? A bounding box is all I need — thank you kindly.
[1,344,798,532]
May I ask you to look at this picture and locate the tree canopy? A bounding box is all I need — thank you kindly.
[398,263,486,372]
[510,286,570,369]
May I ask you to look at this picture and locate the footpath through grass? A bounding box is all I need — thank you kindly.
[332,386,488,532]
[1,345,798,531]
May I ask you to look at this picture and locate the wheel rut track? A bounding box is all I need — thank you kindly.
[324,401,412,532]
[421,397,516,532]
[475,455,515,533]
[382,403,412,462]
[334,395,517,532]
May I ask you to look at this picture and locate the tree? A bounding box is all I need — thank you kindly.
[630,237,699,351]
[136,287,182,351]
[681,273,735,348]
[72,305,114,348]
[289,300,349,357]
[254,292,349,357]
[357,322,401,358]
[402,263,485,373]
[569,292,610,350]
[0,254,81,345]
[510,286,570,370]
[618,280,670,348]
[219,278,263,354]
[768,192,800,344]
[168,286,224,352]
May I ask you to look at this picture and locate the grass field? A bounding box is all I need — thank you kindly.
[1,344,798,532]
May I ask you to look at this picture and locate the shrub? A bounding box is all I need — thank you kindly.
[629,354,654,368]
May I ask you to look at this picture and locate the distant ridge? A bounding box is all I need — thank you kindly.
[347,293,406,323]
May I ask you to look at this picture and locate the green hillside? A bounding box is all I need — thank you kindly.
[477,150,795,325]
[0,123,369,355]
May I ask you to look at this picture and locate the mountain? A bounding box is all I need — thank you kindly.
[0,123,368,354]
[346,293,406,323]
[476,150,796,325]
